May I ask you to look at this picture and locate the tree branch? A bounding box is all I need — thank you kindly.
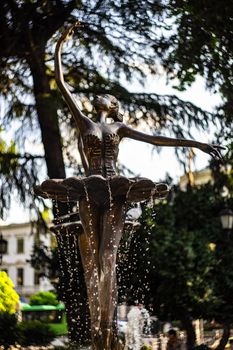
[0,152,44,160]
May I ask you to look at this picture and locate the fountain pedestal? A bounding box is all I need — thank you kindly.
[35,175,169,349]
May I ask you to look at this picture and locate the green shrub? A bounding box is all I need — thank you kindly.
[18,320,56,346]
[0,312,21,349]
[29,291,59,306]
[141,345,152,350]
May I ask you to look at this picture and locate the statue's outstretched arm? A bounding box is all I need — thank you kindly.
[55,23,93,133]
[119,125,224,160]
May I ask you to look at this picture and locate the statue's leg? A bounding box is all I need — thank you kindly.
[99,201,126,348]
[79,198,101,339]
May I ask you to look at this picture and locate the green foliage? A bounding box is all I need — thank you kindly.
[0,271,19,314]
[160,1,233,90]
[118,180,233,350]
[49,318,68,336]
[141,345,152,350]
[159,0,233,134]
[29,291,59,306]
[146,184,224,321]
[0,130,43,218]
[122,182,231,323]
[0,312,20,349]
[17,320,56,346]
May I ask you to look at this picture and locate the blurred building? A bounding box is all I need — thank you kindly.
[179,168,213,190]
[0,222,52,300]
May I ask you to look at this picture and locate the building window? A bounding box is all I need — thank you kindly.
[1,240,8,254]
[34,270,40,285]
[17,238,24,254]
[17,268,24,286]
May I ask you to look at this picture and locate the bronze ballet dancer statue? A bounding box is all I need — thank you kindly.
[35,23,223,350]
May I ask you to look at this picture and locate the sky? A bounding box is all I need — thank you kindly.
[0,74,222,225]
[119,74,221,182]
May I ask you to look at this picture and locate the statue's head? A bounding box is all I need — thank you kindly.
[93,94,123,122]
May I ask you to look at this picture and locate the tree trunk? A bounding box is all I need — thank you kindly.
[180,312,196,350]
[28,51,91,343]
[216,322,231,350]
[29,54,66,182]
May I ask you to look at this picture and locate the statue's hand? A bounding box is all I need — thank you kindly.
[199,143,225,160]
[60,22,81,42]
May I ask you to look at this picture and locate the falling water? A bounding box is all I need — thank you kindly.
[148,187,156,208]
[65,227,74,287]
[49,186,91,344]
[54,231,65,276]
[123,304,152,350]
[124,306,142,350]
[66,188,72,215]
[107,179,113,211]
[65,227,80,337]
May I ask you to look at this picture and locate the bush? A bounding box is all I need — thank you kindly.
[0,312,20,349]
[29,291,59,306]
[18,320,56,346]
[0,271,20,313]
[141,345,152,350]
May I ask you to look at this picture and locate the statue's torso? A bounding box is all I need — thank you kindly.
[82,123,121,178]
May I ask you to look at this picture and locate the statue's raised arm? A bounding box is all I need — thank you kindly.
[119,124,224,160]
[55,23,93,133]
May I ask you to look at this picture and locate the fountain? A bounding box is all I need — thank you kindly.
[35,23,223,349]
[124,305,151,350]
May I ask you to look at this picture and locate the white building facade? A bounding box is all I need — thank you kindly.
[0,222,52,300]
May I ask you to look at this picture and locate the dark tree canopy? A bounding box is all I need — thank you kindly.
[158,0,233,134]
